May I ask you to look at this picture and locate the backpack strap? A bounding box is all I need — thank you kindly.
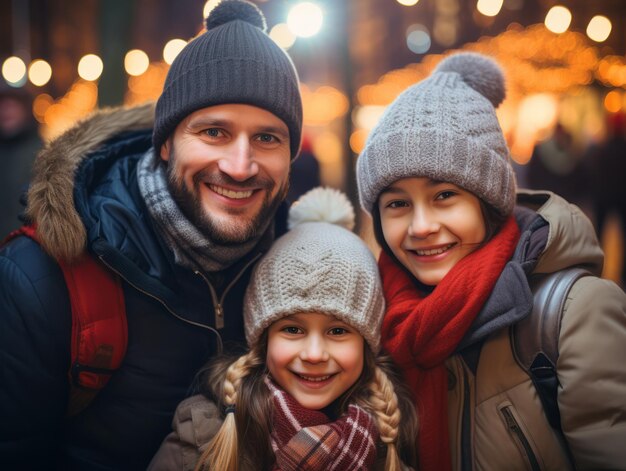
[3,225,127,416]
[512,267,591,431]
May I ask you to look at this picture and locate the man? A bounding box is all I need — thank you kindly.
[0,1,302,469]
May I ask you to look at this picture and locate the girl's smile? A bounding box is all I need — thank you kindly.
[266,312,364,410]
[379,177,486,286]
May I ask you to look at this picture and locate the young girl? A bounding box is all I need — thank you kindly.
[356,52,626,471]
[149,188,418,471]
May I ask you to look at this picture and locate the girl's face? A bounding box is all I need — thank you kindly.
[266,312,364,410]
[378,177,486,286]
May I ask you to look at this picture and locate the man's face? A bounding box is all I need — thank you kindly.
[161,104,291,245]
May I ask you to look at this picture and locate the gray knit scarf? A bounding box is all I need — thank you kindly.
[137,149,271,273]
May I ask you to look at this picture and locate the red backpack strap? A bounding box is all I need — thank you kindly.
[4,225,127,416]
[61,252,127,415]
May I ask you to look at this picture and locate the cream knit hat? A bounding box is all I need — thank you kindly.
[357,52,516,216]
[244,187,385,352]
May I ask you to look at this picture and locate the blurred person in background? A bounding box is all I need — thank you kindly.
[0,83,42,237]
[589,112,626,286]
[527,122,587,209]
[286,134,321,203]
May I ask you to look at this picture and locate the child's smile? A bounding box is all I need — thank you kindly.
[266,312,365,410]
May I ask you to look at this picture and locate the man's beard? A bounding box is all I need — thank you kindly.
[166,153,288,246]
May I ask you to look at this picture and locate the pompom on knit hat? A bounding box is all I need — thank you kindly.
[153,0,302,158]
[357,52,516,216]
[244,187,386,353]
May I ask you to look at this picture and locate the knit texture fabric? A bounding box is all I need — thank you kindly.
[266,378,379,471]
[379,216,520,471]
[357,52,516,216]
[153,0,302,158]
[244,191,385,352]
[137,150,271,272]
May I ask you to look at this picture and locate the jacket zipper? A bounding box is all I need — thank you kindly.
[500,406,541,471]
[97,255,225,353]
[194,252,263,331]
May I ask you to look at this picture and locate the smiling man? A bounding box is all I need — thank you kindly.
[0,1,302,470]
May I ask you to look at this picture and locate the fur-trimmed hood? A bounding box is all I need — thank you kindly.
[26,103,155,262]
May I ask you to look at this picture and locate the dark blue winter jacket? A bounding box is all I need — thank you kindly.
[0,105,287,470]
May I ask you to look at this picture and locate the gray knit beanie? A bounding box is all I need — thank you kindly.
[153,0,303,158]
[357,52,516,216]
[244,187,385,353]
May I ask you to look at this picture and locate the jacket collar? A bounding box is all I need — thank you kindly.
[26,103,155,262]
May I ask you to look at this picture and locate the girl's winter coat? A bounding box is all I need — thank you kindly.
[148,393,400,471]
[386,190,626,471]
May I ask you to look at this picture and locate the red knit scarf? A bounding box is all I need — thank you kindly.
[266,378,379,471]
[380,216,520,471]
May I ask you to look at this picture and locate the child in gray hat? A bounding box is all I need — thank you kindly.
[149,188,418,471]
[357,52,626,471]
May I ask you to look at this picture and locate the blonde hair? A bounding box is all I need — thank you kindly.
[195,343,418,471]
[194,347,266,471]
[347,352,418,470]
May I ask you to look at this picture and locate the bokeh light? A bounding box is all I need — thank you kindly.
[28,59,52,86]
[604,90,622,113]
[270,23,297,50]
[124,49,150,76]
[163,39,187,65]
[545,6,571,34]
[2,56,27,86]
[407,25,432,54]
[203,0,220,19]
[77,54,103,81]
[477,0,503,17]
[587,16,612,43]
[287,2,323,38]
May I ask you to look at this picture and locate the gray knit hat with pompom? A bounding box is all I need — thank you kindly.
[244,187,385,353]
[357,52,516,216]
[153,0,302,158]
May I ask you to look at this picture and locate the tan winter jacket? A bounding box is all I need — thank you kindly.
[447,190,626,471]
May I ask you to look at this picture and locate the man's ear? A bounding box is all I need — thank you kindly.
[160,139,171,162]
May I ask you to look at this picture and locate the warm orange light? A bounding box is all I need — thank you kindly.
[349,129,369,154]
[604,91,622,113]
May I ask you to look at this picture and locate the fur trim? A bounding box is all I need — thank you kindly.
[26,102,155,262]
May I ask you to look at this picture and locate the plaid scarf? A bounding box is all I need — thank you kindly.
[137,150,270,273]
[265,378,379,471]
[380,216,520,471]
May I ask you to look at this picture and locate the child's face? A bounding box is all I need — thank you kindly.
[266,312,364,410]
[378,177,486,286]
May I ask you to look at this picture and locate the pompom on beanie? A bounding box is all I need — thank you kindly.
[153,0,303,159]
[244,187,385,353]
[357,52,516,216]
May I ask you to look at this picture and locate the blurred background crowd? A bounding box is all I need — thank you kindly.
[1,0,625,286]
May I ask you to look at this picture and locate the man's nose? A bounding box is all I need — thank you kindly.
[216,136,259,182]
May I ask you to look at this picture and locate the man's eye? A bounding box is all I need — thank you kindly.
[257,134,278,143]
[204,128,223,138]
